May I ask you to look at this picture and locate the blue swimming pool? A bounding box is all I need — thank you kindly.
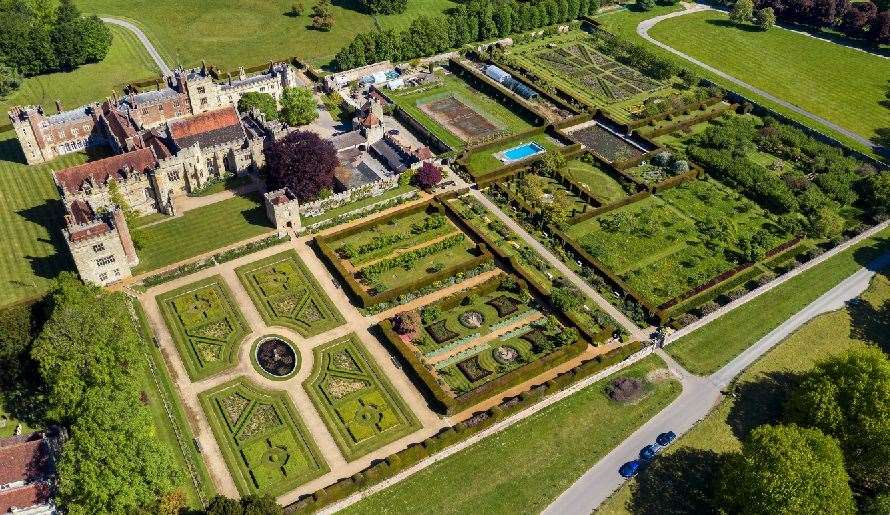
[500,142,545,163]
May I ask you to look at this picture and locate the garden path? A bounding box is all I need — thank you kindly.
[637,3,879,149]
[423,309,544,366]
[100,17,172,76]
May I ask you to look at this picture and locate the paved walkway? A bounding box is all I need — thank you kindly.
[468,189,645,338]
[101,17,172,76]
[636,3,878,149]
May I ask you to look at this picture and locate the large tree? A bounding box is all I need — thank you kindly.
[731,0,755,23]
[785,347,890,492]
[361,0,407,15]
[265,130,337,202]
[279,87,318,126]
[718,424,856,514]
[30,273,141,423]
[237,91,278,121]
[51,0,110,71]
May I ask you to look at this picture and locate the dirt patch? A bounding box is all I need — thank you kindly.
[646,368,673,384]
[607,377,649,404]
[418,95,502,142]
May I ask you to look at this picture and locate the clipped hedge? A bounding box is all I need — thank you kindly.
[285,339,646,514]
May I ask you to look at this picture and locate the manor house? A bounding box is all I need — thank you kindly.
[8,62,299,165]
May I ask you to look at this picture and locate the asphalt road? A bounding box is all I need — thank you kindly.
[101,17,172,77]
[543,250,890,515]
[636,4,878,150]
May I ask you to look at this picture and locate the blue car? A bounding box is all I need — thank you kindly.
[656,431,677,446]
[619,460,641,478]
[639,444,662,461]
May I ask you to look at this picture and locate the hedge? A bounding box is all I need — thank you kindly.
[284,339,646,514]
[641,102,736,139]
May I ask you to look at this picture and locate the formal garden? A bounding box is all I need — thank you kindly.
[157,275,250,380]
[316,201,493,308]
[464,131,568,178]
[389,71,539,151]
[198,378,328,496]
[304,334,421,461]
[562,157,634,205]
[236,250,344,337]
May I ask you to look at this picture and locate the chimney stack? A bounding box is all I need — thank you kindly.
[156,80,161,91]
[227,72,232,86]
[55,100,62,113]
[239,66,246,81]
[201,59,207,75]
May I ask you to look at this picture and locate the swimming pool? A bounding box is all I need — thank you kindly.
[498,142,545,163]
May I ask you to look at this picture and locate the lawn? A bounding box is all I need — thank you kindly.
[563,158,630,205]
[157,275,250,380]
[133,194,273,273]
[304,334,421,462]
[0,131,84,308]
[667,226,890,375]
[598,270,890,515]
[0,25,159,116]
[647,10,889,143]
[76,0,456,69]
[390,72,538,150]
[199,377,329,496]
[236,250,344,337]
[360,233,480,292]
[131,299,215,507]
[342,354,681,514]
[466,132,565,177]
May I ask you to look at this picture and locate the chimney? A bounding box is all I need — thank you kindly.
[55,100,62,113]
[64,214,75,227]
[238,66,246,81]
[111,208,139,267]
[201,59,207,75]
[227,72,232,86]
[268,61,274,74]
[112,89,118,103]
[156,80,161,91]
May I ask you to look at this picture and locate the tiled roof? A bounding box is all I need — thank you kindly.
[54,148,158,195]
[360,113,380,127]
[68,222,111,242]
[0,436,47,486]
[0,482,51,514]
[169,106,246,150]
[69,199,95,225]
[103,107,137,144]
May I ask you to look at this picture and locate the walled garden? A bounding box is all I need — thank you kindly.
[465,132,567,178]
[304,334,421,461]
[198,377,328,496]
[562,157,633,205]
[157,275,250,380]
[236,250,344,337]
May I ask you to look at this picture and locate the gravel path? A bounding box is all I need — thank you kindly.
[101,17,172,76]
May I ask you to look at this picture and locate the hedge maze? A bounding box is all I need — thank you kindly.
[236,250,344,337]
[304,334,421,461]
[199,378,328,496]
[157,275,250,380]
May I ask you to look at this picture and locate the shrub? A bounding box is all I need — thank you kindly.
[699,300,720,316]
[266,131,337,202]
[606,377,646,403]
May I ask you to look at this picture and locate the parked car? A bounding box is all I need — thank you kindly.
[639,443,662,461]
[619,460,641,478]
[656,431,677,446]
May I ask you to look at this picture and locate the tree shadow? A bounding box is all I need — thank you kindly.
[628,448,727,514]
[727,371,801,441]
[847,295,890,354]
[853,236,890,271]
[16,200,74,280]
[705,19,762,33]
[0,136,26,165]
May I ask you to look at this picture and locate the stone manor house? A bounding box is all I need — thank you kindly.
[6,63,299,286]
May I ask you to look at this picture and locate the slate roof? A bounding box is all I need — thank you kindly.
[330,130,365,151]
[169,107,246,150]
[370,139,411,173]
[54,148,158,195]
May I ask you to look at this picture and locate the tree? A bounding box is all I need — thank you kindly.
[550,285,583,312]
[279,87,317,126]
[730,0,755,23]
[755,7,776,29]
[289,2,304,16]
[57,387,179,514]
[311,0,335,31]
[203,494,282,515]
[415,162,442,189]
[861,172,890,219]
[265,130,337,202]
[717,424,856,515]
[79,15,111,63]
[638,0,656,10]
[51,0,87,70]
[30,274,142,423]
[544,188,572,227]
[0,64,22,97]
[808,206,845,240]
[361,0,408,15]
[237,92,278,121]
[785,348,890,492]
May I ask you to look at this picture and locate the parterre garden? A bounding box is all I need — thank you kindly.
[158,275,250,380]
[199,378,328,496]
[236,250,344,337]
[304,334,421,461]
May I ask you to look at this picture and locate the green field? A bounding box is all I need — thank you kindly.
[76,0,456,69]
[157,275,250,380]
[563,159,630,205]
[236,250,344,337]
[0,131,81,308]
[668,226,890,374]
[0,25,159,117]
[343,354,681,514]
[199,377,329,496]
[390,73,539,150]
[648,10,888,142]
[304,334,420,461]
[134,194,273,273]
[598,270,889,515]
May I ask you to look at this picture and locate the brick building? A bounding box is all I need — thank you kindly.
[0,431,60,514]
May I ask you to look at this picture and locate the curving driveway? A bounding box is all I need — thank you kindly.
[101,17,172,76]
[636,3,878,149]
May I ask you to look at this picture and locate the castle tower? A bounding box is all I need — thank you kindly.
[62,206,136,286]
[8,107,54,165]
